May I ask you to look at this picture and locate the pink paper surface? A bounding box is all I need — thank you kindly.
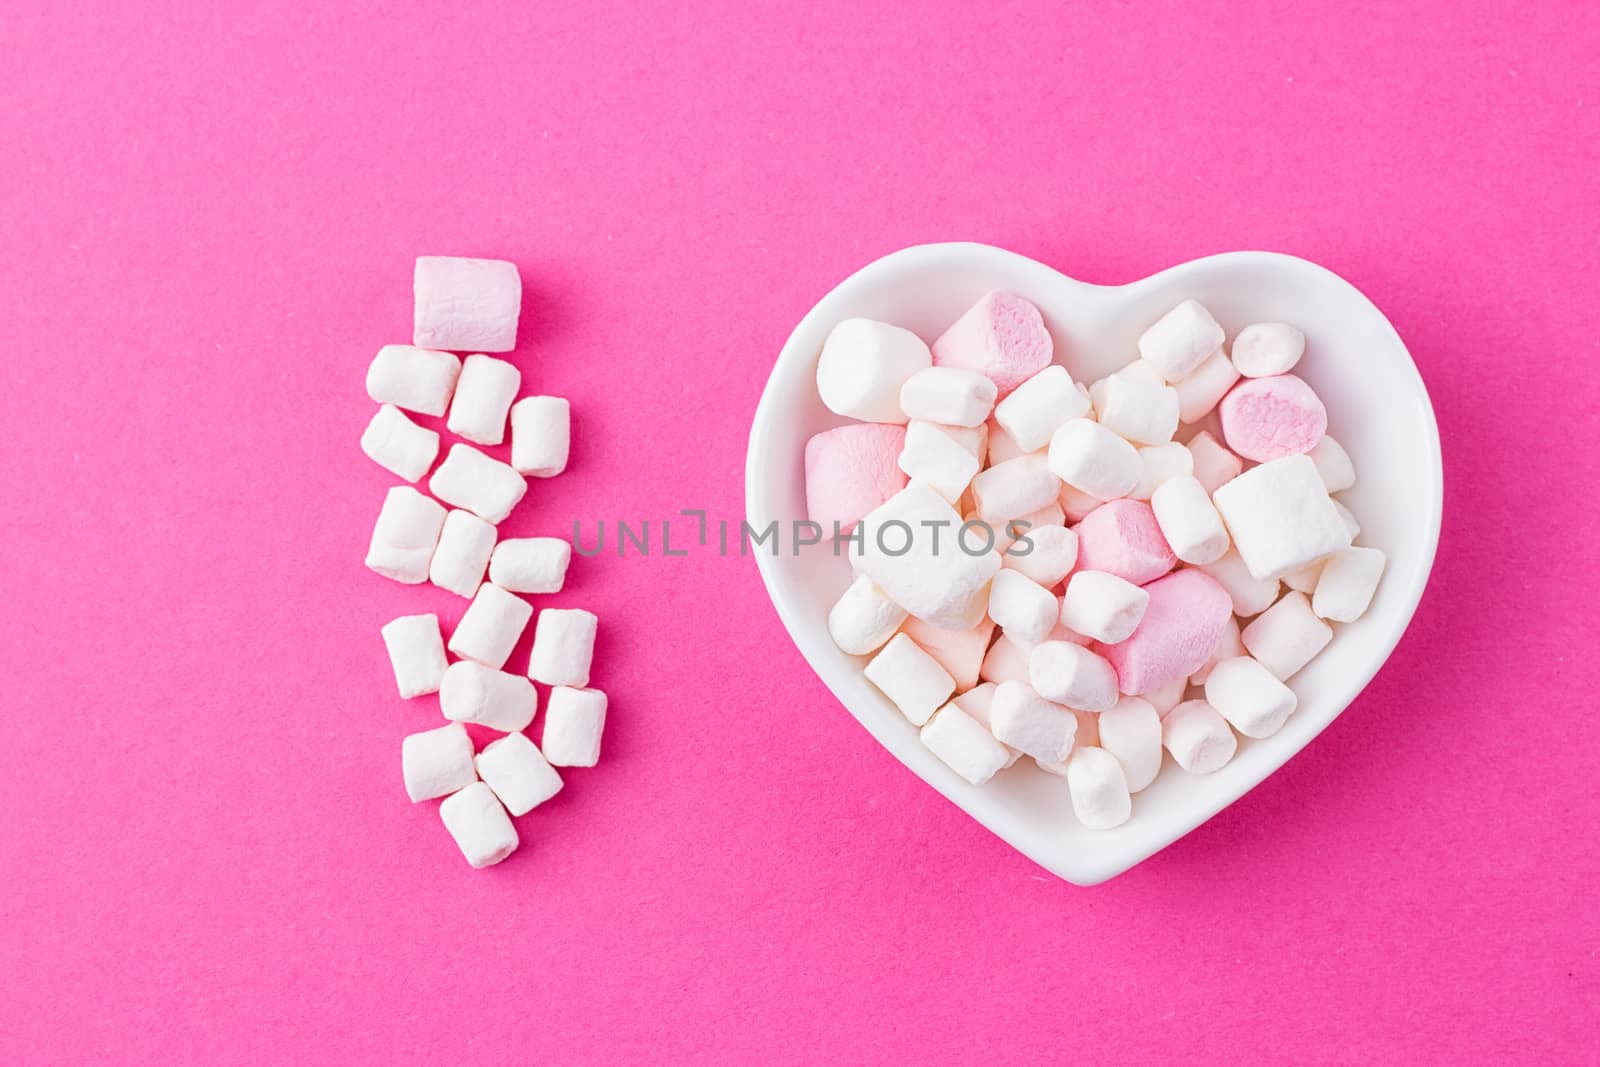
[2,2,1597,1063]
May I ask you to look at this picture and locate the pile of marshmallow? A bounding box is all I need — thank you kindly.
[808,292,1384,829]
[362,255,606,868]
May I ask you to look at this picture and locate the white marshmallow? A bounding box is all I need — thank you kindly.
[448,583,533,669]
[1058,482,1104,523]
[1027,640,1119,712]
[988,502,1066,554]
[971,453,1060,524]
[429,510,497,598]
[899,616,993,692]
[509,396,571,478]
[488,537,572,594]
[921,704,1011,785]
[952,683,1021,766]
[1002,523,1078,587]
[856,484,1001,629]
[1066,747,1133,829]
[446,354,521,446]
[1138,300,1225,381]
[1186,430,1243,494]
[1095,373,1180,445]
[1151,474,1230,565]
[439,781,518,868]
[1189,615,1244,686]
[1162,700,1238,773]
[983,421,1030,467]
[979,634,1033,685]
[1283,562,1325,594]
[828,575,908,656]
[1212,455,1352,580]
[366,344,462,417]
[899,366,998,427]
[988,680,1077,763]
[413,255,522,353]
[1097,696,1163,792]
[1199,548,1281,617]
[429,444,528,524]
[864,633,956,726]
[1204,657,1297,738]
[1130,441,1195,500]
[1060,570,1149,643]
[1240,592,1332,681]
[440,660,537,732]
[1313,546,1387,623]
[1308,435,1355,494]
[1145,678,1187,717]
[993,365,1090,451]
[1174,348,1240,424]
[380,613,449,698]
[402,723,477,802]
[361,404,440,482]
[542,686,607,767]
[816,318,932,423]
[898,420,980,502]
[475,732,564,815]
[365,486,446,584]
[1332,499,1361,539]
[528,608,598,687]
[988,569,1059,646]
[1230,322,1305,378]
[1048,418,1141,500]
[925,421,987,464]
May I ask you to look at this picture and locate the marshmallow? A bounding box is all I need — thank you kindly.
[429,444,527,524]
[528,608,598,687]
[931,290,1053,396]
[1073,499,1177,586]
[921,704,1012,785]
[980,634,1033,685]
[1332,499,1361,539]
[864,633,956,726]
[1066,747,1133,830]
[439,781,519,868]
[1219,374,1328,462]
[856,484,1001,629]
[899,366,998,428]
[1199,548,1282,617]
[1060,570,1148,643]
[1028,641,1119,712]
[971,453,1060,523]
[414,255,522,353]
[440,660,537,732]
[446,354,520,446]
[1095,373,1180,445]
[1283,562,1325,595]
[402,723,477,802]
[1146,678,1187,717]
[1240,591,1332,681]
[805,424,907,537]
[988,569,1059,646]
[1174,348,1240,424]
[1186,430,1243,494]
[1150,474,1230,565]
[429,510,497,598]
[990,502,1066,554]
[1048,419,1141,500]
[816,318,932,423]
[994,365,1090,452]
[989,680,1078,762]
[509,396,571,477]
[898,420,980,502]
[984,421,1031,467]
[1162,700,1238,773]
[900,615,994,691]
[1308,435,1356,494]
[1189,615,1244,686]
[381,613,449,698]
[1097,696,1163,792]
[952,683,1022,766]
[1212,455,1352,580]
[1130,442,1195,501]
[1204,657,1297,738]
[366,344,462,417]
[1230,322,1305,378]
[927,421,987,464]
[361,404,440,482]
[449,582,533,669]
[1003,523,1078,587]
[828,575,909,656]
[542,686,607,767]
[366,486,446,584]
[1095,569,1232,695]
[1138,300,1225,381]
[1312,546,1387,623]
[475,732,564,815]
[1058,482,1104,523]
[489,537,572,594]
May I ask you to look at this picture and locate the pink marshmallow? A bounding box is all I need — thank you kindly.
[804,424,907,536]
[931,291,1052,396]
[1218,374,1328,463]
[1072,500,1177,586]
[1095,569,1232,695]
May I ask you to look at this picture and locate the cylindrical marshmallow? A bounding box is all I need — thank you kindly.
[1204,657,1297,738]
[1073,499,1177,586]
[440,660,537,732]
[1151,473,1230,565]
[380,613,449,698]
[509,395,571,478]
[1048,419,1141,500]
[1138,300,1225,382]
[805,424,908,536]
[475,731,564,815]
[988,680,1077,763]
[1189,615,1244,686]
[1066,746,1133,830]
[1060,570,1149,644]
[828,575,909,656]
[1211,455,1351,580]
[864,633,956,726]
[366,486,446,584]
[1130,442,1195,501]
[931,290,1053,396]
[429,509,497,598]
[1308,435,1356,494]
[1162,700,1238,773]
[402,722,477,802]
[489,537,572,594]
[439,781,519,868]
[1186,430,1243,494]
[361,404,440,482]
[1218,374,1328,463]
[429,444,528,524]
[447,354,521,446]
[1095,373,1180,445]
[920,703,1012,785]
[1312,546,1386,623]
[1097,696,1163,792]
[366,344,462,417]
[1240,592,1333,681]
[1174,348,1240,424]
[1027,640,1119,712]
[528,607,599,688]
[413,255,522,353]
[1230,322,1305,378]
[971,453,1060,524]
[542,686,607,767]
[993,365,1090,452]
[899,366,998,428]
[987,569,1059,646]
[816,318,932,423]
[898,420,980,502]
[1199,548,1281,617]
[1002,523,1078,588]
[448,582,533,669]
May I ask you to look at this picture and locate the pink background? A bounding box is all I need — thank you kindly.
[3,2,1596,1063]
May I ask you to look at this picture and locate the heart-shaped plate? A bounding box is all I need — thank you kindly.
[745,243,1442,885]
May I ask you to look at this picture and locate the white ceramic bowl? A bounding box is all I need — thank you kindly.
[746,243,1442,885]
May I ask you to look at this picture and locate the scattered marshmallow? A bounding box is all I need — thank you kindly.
[900,366,998,427]
[971,453,1060,523]
[1308,434,1356,494]
[1162,700,1238,774]
[1312,546,1387,623]
[429,444,528,524]
[439,781,519,868]
[930,290,1052,396]
[988,569,1059,646]
[1095,569,1232,695]
[381,613,449,698]
[1212,455,1351,580]
[1204,657,1297,738]
[1066,746,1133,829]
[402,723,477,802]
[1130,441,1195,501]
[1097,696,1163,792]
[1060,571,1148,644]
[361,404,440,482]
[828,574,909,656]
[429,509,497,598]
[366,344,462,417]
[1230,322,1305,378]
[1028,640,1119,712]
[994,365,1089,451]
[1189,615,1244,686]
[1199,548,1282,617]
[528,608,599,687]
[1073,499,1177,585]
[921,703,1011,785]
[542,686,607,767]
[447,354,521,446]
[1138,300,1225,382]
[864,633,956,726]
[899,420,980,502]
[1219,374,1328,462]
[440,660,537,732]
[817,318,932,423]
[900,615,994,692]
[989,680,1078,762]
[366,486,447,584]
[1186,430,1243,494]
[1095,372,1180,445]
[856,484,1001,629]
[805,424,908,536]
[1150,473,1230,565]
[1174,348,1240,424]
[1048,419,1141,500]
[1002,523,1078,587]
[448,582,533,669]
[475,732,564,815]
[489,537,572,594]
[1240,592,1333,681]
[509,396,571,477]
[413,255,522,353]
